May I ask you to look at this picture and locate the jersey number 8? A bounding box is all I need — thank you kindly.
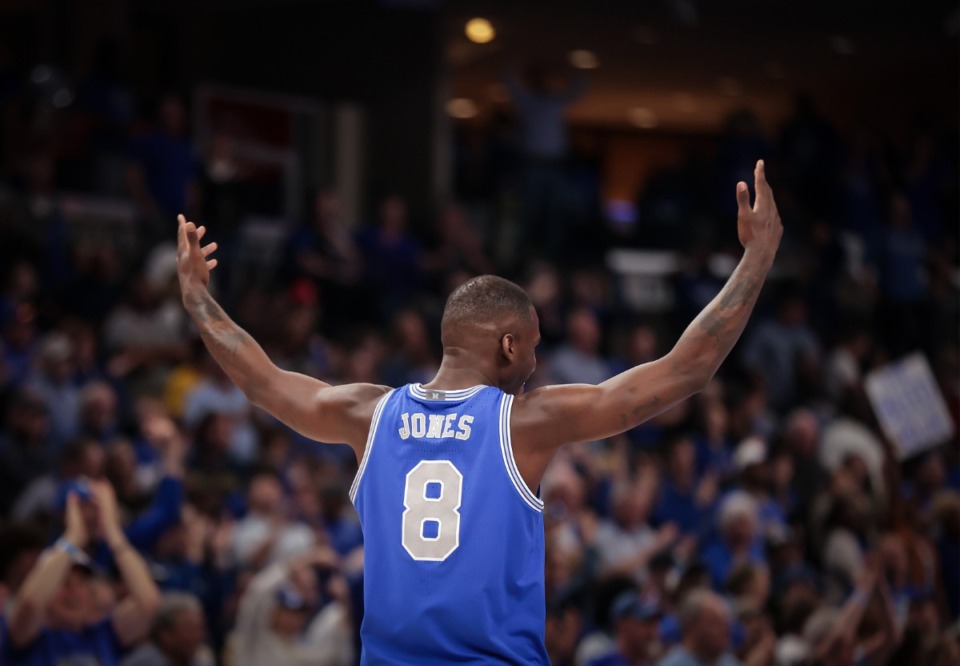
[402,460,463,561]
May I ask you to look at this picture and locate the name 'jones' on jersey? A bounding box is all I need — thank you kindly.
[397,411,474,440]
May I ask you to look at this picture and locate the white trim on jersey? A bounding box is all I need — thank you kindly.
[409,384,487,402]
[499,394,545,512]
[349,389,394,504]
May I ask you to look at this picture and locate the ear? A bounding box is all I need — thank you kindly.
[500,333,515,362]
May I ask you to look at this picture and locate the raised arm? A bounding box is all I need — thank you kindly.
[175,215,388,455]
[7,493,88,648]
[513,161,781,481]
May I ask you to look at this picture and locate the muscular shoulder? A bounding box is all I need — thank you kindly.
[324,383,393,420]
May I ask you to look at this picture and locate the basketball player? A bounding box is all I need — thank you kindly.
[176,160,782,664]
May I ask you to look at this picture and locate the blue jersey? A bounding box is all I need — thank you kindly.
[351,383,548,665]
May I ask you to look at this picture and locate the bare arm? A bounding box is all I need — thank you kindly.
[7,493,88,648]
[176,215,388,454]
[75,480,162,647]
[513,161,781,482]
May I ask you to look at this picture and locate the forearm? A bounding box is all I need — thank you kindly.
[14,541,74,615]
[181,284,276,406]
[670,247,776,384]
[108,534,161,612]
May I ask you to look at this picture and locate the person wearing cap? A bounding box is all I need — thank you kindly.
[228,545,354,666]
[587,591,663,666]
[2,480,161,665]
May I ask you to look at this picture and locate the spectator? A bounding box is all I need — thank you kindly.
[701,491,765,590]
[227,547,354,666]
[127,93,198,225]
[588,591,664,666]
[654,436,716,536]
[354,195,425,316]
[103,274,190,397]
[657,590,740,666]
[3,480,160,664]
[741,293,821,411]
[0,390,53,515]
[24,332,81,448]
[503,63,587,260]
[594,475,678,581]
[550,307,611,386]
[11,438,104,523]
[229,471,314,569]
[76,381,121,445]
[182,354,258,466]
[121,592,213,666]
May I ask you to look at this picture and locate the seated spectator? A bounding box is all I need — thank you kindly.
[354,195,425,316]
[701,491,765,590]
[741,292,821,412]
[227,546,354,666]
[0,390,53,515]
[230,471,314,569]
[657,589,740,666]
[121,592,213,666]
[11,438,105,524]
[24,332,82,449]
[183,355,258,466]
[549,307,612,386]
[77,381,122,445]
[587,591,663,666]
[654,436,717,536]
[103,273,190,396]
[594,475,678,581]
[2,480,160,664]
[728,436,788,538]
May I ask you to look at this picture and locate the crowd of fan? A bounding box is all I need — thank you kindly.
[0,51,958,666]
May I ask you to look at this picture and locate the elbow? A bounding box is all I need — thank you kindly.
[140,587,162,618]
[667,350,716,395]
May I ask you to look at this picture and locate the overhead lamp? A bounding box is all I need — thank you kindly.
[465,18,495,44]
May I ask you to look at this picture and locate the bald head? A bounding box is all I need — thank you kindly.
[441,275,534,346]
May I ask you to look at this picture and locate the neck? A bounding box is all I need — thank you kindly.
[423,351,499,391]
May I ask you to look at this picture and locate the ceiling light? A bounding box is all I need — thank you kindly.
[568,50,599,70]
[446,98,479,119]
[465,18,495,44]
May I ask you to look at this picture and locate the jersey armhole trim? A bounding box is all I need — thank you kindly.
[349,389,393,504]
[499,393,545,512]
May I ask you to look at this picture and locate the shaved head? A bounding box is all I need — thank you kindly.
[441,275,534,346]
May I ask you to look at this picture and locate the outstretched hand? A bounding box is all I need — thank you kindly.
[176,214,219,292]
[735,160,783,255]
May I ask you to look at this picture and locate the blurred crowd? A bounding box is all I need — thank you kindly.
[0,46,958,666]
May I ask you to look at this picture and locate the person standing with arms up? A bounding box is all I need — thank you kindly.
[175,160,782,665]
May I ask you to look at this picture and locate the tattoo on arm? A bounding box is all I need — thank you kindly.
[184,288,266,395]
[680,252,771,376]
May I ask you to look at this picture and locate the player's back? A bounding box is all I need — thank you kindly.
[351,383,549,665]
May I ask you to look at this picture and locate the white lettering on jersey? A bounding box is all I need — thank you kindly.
[456,414,473,440]
[398,412,474,441]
